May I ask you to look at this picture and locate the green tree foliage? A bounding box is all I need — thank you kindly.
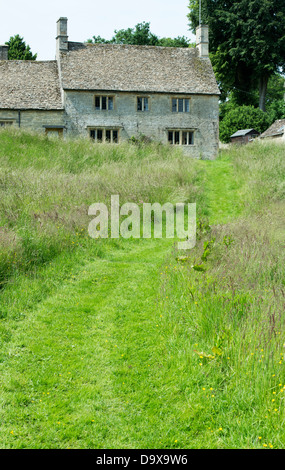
[157,36,191,48]
[188,0,285,111]
[219,105,271,143]
[87,22,192,48]
[6,35,37,60]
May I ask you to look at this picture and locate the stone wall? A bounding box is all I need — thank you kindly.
[0,92,219,159]
[0,110,65,132]
[64,91,219,159]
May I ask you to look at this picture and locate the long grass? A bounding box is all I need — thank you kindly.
[0,130,284,448]
[0,128,204,290]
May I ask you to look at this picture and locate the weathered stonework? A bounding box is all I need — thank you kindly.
[0,110,65,132]
[64,91,219,159]
[0,18,220,159]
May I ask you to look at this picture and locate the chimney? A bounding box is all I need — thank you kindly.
[196,25,209,58]
[56,17,68,58]
[0,45,8,60]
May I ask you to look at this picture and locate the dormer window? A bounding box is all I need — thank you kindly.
[94,95,114,111]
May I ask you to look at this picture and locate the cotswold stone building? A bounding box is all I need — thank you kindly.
[0,18,220,159]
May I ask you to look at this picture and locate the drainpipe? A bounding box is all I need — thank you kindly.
[18,110,21,128]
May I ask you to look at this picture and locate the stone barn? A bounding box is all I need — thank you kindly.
[259,119,285,142]
[0,18,220,159]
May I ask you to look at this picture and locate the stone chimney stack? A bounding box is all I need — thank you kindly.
[0,45,8,60]
[196,25,209,58]
[56,17,68,58]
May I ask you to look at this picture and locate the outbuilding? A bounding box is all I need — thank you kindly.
[230,129,259,144]
[259,119,285,141]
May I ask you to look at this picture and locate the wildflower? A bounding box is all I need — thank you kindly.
[258,437,262,440]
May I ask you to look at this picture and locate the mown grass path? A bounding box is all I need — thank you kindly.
[199,157,245,224]
[2,238,187,448]
[0,156,262,448]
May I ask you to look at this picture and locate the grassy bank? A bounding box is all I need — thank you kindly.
[0,129,284,448]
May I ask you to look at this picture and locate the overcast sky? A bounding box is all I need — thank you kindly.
[0,0,194,60]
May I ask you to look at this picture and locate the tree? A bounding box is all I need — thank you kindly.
[157,36,192,48]
[6,35,37,60]
[87,22,192,48]
[188,0,285,111]
[219,105,271,142]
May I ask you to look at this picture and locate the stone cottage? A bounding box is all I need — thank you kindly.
[0,18,220,159]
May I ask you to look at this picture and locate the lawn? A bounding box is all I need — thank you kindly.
[0,129,284,448]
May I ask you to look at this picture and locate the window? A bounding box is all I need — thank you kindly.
[45,128,63,138]
[137,97,149,112]
[94,96,114,111]
[168,130,194,146]
[90,128,119,144]
[171,98,190,113]
[0,120,13,127]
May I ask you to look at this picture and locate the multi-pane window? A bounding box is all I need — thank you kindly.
[94,96,114,111]
[90,128,119,143]
[137,97,149,112]
[168,130,194,146]
[171,98,190,113]
[0,121,13,127]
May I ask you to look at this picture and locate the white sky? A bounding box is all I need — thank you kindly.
[0,0,194,60]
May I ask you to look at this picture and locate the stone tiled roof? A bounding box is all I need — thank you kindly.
[0,61,63,110]
[59,42,220,95]
[259,119,285,138]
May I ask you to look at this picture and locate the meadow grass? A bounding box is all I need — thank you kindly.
[0,129,284,448]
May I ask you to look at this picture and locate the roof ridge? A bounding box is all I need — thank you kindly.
[82,42,196,52]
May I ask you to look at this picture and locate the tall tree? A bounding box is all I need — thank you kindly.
[6,35,37,60]
[188,0,285,111]
[87,22,192,48]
